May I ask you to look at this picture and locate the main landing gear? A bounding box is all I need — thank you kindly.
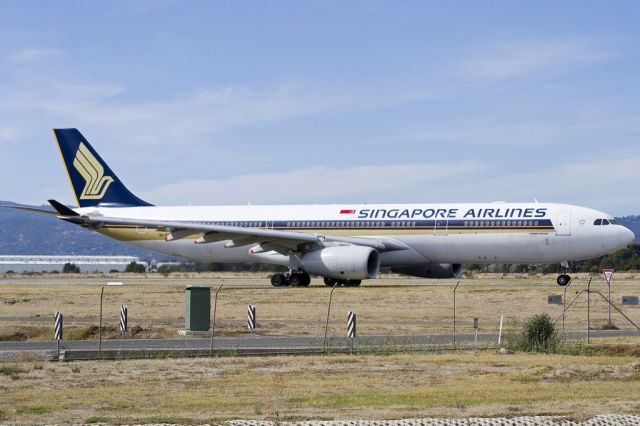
[556,260,572,286]
[324,277,362,287]
[270,271,311,287]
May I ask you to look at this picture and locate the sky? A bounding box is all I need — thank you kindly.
[0,1,639,215]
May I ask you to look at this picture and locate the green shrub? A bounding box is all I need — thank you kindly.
[506,313,560,353]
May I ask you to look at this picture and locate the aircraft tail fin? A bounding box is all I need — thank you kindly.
[52,129,152,208]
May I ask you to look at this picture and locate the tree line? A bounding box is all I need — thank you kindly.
[466,243,640,274]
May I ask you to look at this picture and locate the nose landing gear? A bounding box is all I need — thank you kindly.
[557,274,571,286]
[556,260,571,286]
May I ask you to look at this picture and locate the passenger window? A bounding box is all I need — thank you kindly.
[594,219,602,226]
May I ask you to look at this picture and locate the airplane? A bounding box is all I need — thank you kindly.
[4,128,635,287]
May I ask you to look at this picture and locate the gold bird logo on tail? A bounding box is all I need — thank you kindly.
[73,142,114,200]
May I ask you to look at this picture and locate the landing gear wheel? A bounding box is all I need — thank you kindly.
[271,273,288,287]
[345,280,362,287]
[288,272,311,287]
[300,273,311,287]
[324,277,337,287]
[289,274,302,287]
[557,274,571,286]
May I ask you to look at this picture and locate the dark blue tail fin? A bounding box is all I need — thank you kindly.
[53,128,152,208]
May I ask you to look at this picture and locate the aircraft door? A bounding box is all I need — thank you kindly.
[434,218,448,236]
[555,212,571,236]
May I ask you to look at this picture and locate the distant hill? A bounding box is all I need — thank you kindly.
[0,201,175,260]
[617,216,640,242]
[0,200,638,259]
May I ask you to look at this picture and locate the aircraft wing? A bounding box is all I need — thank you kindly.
[62,214,409,253]
[0,205,59,216]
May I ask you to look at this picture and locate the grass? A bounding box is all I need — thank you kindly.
[2,351,640,423]
[0,364,27,376]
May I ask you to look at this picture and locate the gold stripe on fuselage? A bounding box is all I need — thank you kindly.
[97,225,554,242]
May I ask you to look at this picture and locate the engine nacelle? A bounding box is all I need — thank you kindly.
[392,263,463,279]
[300,246,380,280]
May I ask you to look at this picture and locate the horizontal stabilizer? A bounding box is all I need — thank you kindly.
[48,199,79,216]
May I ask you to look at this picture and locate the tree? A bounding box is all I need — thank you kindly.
[158,265,173,278]
[125,261,146,273]
[62,262,80,273]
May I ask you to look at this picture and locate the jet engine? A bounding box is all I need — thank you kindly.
[300,246,380,280]
[392,263,463,279]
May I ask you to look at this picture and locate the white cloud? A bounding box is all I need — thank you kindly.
[135,153,640,216]
[8,48,61,63]
[417,156,640,216]
[141,161,485,205]
[53,82,125,99]
[459,39,613,82]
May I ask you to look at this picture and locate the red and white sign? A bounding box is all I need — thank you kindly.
[602,268,615,286]
[339,209,356,215]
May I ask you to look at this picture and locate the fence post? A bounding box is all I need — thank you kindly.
[453,280,460,349]
[99,286,104,359]
[323,283,339,353]
[209,283,223,355]
[473,317,479,350]
[587,277,592,344]
[562,277,573,338]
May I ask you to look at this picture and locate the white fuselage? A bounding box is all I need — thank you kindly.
[78,202,634,268]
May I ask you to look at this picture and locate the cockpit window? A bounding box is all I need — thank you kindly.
[602,219,610,225]
[610,219,617,224]
[594,219,602,225]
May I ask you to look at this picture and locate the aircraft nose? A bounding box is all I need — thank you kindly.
[621,226,636,245]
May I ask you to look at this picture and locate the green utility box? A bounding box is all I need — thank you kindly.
[184,286,211,331]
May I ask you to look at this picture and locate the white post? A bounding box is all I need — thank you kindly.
[498,315,504,346]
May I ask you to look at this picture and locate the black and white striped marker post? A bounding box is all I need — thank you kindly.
[347,311,356,338]
[54,311,63,340]
[119,305,128,334]
[347,311,356,351]
[247,304,256,334]
[54,311,63,358]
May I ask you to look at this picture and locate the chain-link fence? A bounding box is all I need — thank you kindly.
[1,277,639,351]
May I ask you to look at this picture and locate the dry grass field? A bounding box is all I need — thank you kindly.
[1,273,640,342]
[2,350,640,423]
